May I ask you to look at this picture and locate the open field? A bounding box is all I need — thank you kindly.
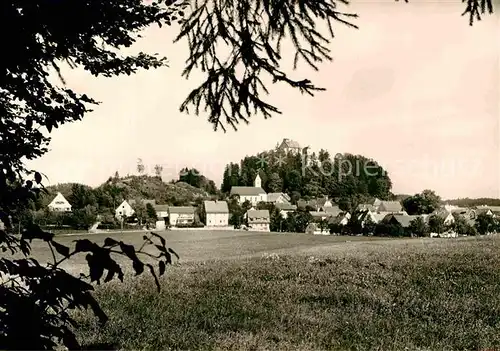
[8,231,500,350]
[66,233,500,350]
[26,230,396,274]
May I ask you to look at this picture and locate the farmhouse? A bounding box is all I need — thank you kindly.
[204,200,229,227]
[431,209,455,225]
[115,200,134,219]
[323,205,342,217]
[275,202,296,219]
[247,209,270,232]
[266,192,291,205]
[154,204,169,219]
[230,174,267,205]
[48,192,72,212]
[168,206,196,226]
[317,196,333,210]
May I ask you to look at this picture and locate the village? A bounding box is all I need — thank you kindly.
[45,170,500,237]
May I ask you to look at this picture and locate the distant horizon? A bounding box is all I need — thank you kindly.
[27,0,499,200]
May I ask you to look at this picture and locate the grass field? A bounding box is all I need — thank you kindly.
[28,230,394,275]
[17,231,500,350]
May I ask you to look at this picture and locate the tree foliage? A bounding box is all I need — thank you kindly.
[177,0,494,131]
[402,190,441,215]
[222,147,393,210]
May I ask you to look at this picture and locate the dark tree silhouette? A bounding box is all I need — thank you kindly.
[0,0,494,349]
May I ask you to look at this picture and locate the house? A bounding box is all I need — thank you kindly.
[357,210,387,226]
[387,214,424,228]
[277,138,302,154]
[48,192,72,212]
[377,201,404,214]
[431,209,455,225]
[153,205,169,231]
[115,200,134,219]
[356,203,377,212]
[317,197,333,211]
[475,206,494,216]
[305,222,329,235]
[246,209,270,232]
[204,200,229,227]
[328,212,352,227]
[483,206,500,217]
[266,192,291,205]
[154,205,169,219]
[310,211,331,221]
[168,206,196,226]
[230,174,267,205]
[275,202,296,219]
[323,205,342,217]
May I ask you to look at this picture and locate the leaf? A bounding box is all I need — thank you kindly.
[22,224,54,242]
[52,241,70,258]
[133,259,144,275]
[74,239,97,253]
[103,237,119,247]
[159,260,166,276]
[86,253,105,283]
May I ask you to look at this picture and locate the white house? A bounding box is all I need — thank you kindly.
[168,206,196,226]
[204,200,229,227]
[230,174,267,206]
[115,200,134,219]
[247,209,270,232]
[275,203,296,219]
[48,192,72,212]
[317,197,333,211]
[154,204,169,219]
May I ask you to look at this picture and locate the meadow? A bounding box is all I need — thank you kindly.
[26,231,500,350]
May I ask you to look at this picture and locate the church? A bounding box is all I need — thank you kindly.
[229,174,267,206]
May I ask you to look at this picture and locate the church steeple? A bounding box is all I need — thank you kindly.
[254,173,262,188]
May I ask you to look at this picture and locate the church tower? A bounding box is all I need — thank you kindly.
[254,173,262,188]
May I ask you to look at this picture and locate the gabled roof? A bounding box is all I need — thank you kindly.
[297,199,318,208]
[390,214,422,228]
[267,193,289,203]
[279,138,301,149]
[316,197,332,207]
[378,201,403,213]
[432,209,453,219]
[168,206,196,214]
[247,209,270,219]
[230,186,266,196]
[357,204,377,212]
[204,200,229,213]
[154,204,169,212]
[48,192,71,207]
[310,211,331,218]
[275,203,297,211]
[247,209,270,223]
[323,206,342,217]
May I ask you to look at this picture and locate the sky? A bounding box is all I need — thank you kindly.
[27,0,500,200]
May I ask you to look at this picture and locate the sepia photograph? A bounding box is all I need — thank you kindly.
[1,0,499,350]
